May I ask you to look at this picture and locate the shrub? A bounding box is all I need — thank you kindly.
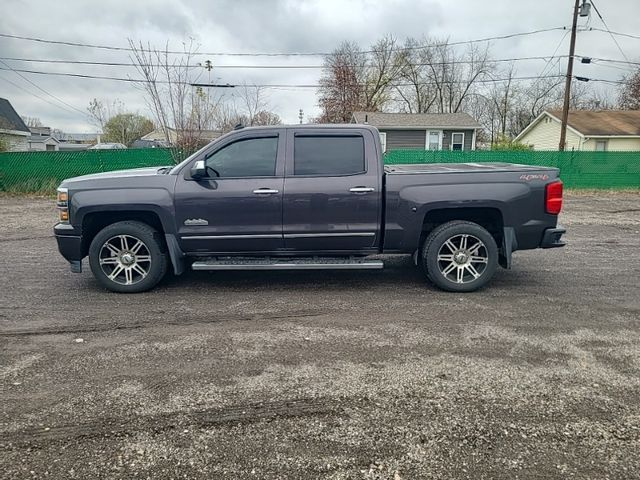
[491,135,532,151]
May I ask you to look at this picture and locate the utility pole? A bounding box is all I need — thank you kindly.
[559,0,581,151]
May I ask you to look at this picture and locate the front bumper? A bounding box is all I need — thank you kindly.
[54,223,83,272]
[540,226,566,248]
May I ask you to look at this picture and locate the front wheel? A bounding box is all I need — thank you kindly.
[422,220,498,292]
[88,221,168,293]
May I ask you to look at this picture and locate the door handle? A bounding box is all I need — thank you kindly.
[349,187,375,193]
[253,188,279,194]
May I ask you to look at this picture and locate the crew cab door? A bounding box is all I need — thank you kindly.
[174,130,285,253]
[282,128,381,252]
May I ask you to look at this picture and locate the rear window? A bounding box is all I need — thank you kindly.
[294,135,365,176]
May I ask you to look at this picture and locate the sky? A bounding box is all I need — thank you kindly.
[0,0,638,133]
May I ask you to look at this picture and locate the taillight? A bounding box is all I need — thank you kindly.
[545,180,563,215]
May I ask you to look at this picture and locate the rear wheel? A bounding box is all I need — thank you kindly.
[88,221,168,293]
[422,220,498,292]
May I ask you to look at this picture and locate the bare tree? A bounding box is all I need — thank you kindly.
[129,39,217,149]
[362,36,405,111]
[394,38,438,113]
[21,116,43,128]
[87,98,125,132]
[207,85,282,132]
[317,41,367,123]
[236,84,268,125]
[393,37,494,115]
[618,68,640,110]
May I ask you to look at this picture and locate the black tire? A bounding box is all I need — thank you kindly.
[88,221,168,293]
[421,220,498,292]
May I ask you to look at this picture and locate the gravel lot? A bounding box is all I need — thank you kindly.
[1,192,639,479]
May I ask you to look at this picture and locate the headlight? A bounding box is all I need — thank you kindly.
[56,187,69,222]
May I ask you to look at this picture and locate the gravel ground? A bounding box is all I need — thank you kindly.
[0,192,639,479]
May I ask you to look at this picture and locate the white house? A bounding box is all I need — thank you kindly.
[515,109,640,151]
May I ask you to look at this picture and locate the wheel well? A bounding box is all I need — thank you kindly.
[419,208,504,248]
[81,211,165,257]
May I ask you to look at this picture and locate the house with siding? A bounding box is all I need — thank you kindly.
[0,98,30,151]
[515,109,640,151]
[351,111,481,152]
[28,126,60,151]
[28,135,60,151]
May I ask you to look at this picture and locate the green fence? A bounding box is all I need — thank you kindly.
[0,148,639,193]
[385,150,640,189]
[0,148,182,193]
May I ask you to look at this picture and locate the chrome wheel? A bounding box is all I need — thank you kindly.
[98,235,151,286]
[437,234,489,284]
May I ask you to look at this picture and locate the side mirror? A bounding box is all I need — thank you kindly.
[190,160,206,179]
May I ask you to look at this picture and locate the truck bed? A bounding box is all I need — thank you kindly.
[384,162,557,175]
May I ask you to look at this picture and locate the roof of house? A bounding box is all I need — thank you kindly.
[28,135,59,144]
[141,128,223,143]
[0,98,30,133]
[352,111,481,129]
[56,132,101,142]
[546,109,640,136]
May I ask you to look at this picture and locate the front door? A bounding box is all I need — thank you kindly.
[282,128,381,252]
[174,131,285,253]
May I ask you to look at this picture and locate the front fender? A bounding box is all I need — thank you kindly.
[70,188,177,234]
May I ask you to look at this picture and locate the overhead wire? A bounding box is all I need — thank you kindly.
[0,59,91,118]
[589,1,630,62]
[0,27,569,57]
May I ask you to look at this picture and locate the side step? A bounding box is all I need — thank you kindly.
[191,256,384,271]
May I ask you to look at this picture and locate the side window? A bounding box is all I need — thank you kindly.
[205,136,278,177]
[294,135,365,176]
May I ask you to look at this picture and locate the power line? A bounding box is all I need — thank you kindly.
[0,27,568,57]
[590,1,630,62]
[0,65,566,87]
[589,27,640,41]
[532,29,571,88]
[0,74,79,116]
[0,54,572,69]
[581,77,626,85]
[583,56,640,67]
[193,75,567,88]
[0,59,90,118]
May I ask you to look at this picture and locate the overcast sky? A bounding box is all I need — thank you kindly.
[1,0,638,132]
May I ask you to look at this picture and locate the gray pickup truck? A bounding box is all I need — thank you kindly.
[54,124,565,293]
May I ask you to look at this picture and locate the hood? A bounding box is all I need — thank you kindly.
[60,167,168,186]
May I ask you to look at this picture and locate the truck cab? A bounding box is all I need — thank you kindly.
[173,125,383,255]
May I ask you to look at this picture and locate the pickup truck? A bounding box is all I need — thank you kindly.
[54,124,565,293]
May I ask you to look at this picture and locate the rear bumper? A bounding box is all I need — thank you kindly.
[54,223,83,272]
[540,226,566,248]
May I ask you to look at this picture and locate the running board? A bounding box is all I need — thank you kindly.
[191,256,384,271]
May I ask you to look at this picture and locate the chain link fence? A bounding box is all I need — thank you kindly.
[384,150,640,189]
[0,148,185,193]
[1,148,638,193]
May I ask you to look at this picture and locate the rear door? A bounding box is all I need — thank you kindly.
[282,128,381,252]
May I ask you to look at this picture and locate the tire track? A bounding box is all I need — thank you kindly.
[0,397,342,447]
[0,310,328,337]
[0,235,54,243]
